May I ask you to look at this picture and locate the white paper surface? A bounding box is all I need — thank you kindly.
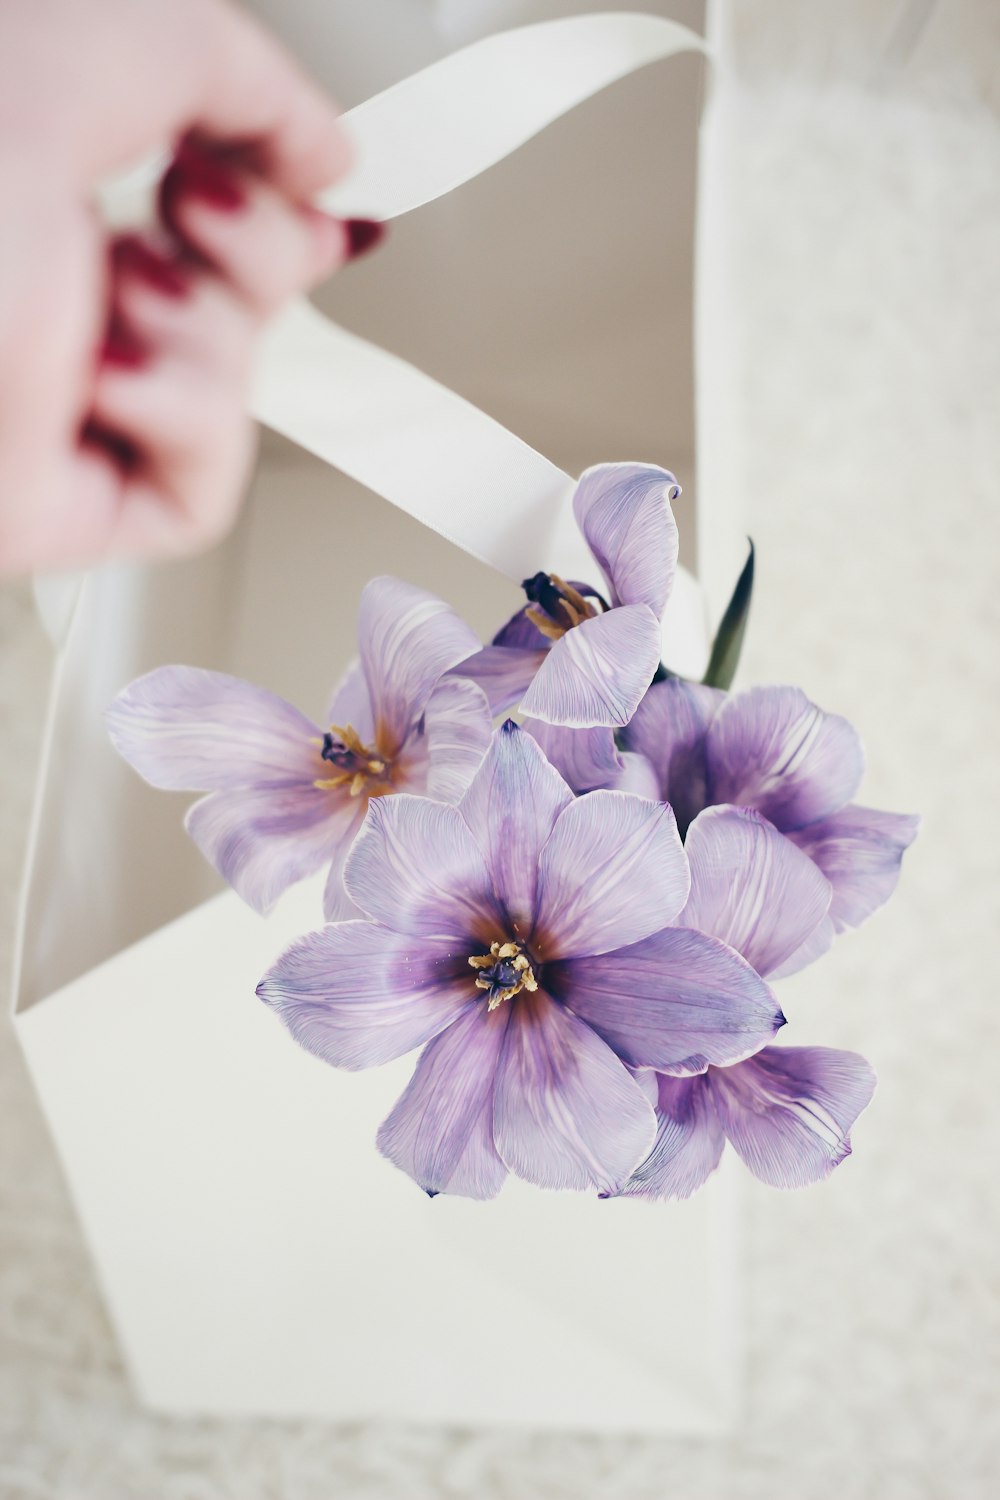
[13,5,741,1431]
[317,12,705,220]
[16,872,739,1429]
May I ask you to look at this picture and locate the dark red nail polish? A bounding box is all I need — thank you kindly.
[345,218,386,260]
[112,236,189,298]
[81,419,140,474]
[99,318,148,370]
[160,140,246,224]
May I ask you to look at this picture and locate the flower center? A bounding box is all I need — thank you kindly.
[468,940,538,1011]
[522,572,602,642]
[312,723,391,798]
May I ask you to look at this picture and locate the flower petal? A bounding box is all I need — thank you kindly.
[450,644,546,716]
[710,1046,877,1189]
[422,677,493,803]
[522,720,624,793]
[493,604,552,652]
[680,805,832,979]
[322,801,368,920]
[616,1074,725,1200]
[622,676,724,834]
[493,990,655,1193]
[344,794,497,938]
[358,576,481,752]
[185,783,355,915]
[106,666,320,790]
[257,921,473,1070]
[607,751,662,799]
[705,686,865,832]
[519,605,661,728]
[377,1003,510,1199]
[325,659,375,742]
[549,927,784,1073]
[535,791,688,957]
[572,462,679,616]
[458,721,572,932]
[788,804,920,932]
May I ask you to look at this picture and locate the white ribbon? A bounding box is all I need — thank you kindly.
[250,11,705,580]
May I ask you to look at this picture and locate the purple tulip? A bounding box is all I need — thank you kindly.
[616,804,878,1198]
[453,463,679,729]
[621,678,919,973]
[257,723,785,1199]
[106,576,490,920]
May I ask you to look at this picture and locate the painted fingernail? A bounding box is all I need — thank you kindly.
[99,318,148,370]
[160,139,246,222]
[112,236,189,298]
[81,419,140,473]
[345,218,386,260]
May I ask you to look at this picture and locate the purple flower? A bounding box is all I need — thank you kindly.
[106,576,490,920]
[616,804,878,1198]
[453,464,679,729]
[257,723,785,1199]
[621,679,919,972]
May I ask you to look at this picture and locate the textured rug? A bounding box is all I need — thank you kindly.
[2,38,999,1500]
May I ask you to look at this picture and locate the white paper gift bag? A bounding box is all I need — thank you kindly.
[11,8,749,1431]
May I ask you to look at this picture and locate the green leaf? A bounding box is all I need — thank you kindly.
[702,540,754,691]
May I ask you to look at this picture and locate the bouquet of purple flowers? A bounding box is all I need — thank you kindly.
[108,464,917,1201]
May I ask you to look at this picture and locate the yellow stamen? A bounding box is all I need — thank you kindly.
[549,574,595,619]
[313,773,352,791]
[525,604,566,642]
[466,940,539,1010]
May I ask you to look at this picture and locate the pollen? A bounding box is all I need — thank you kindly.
[468,940,538,1010]
[522,572,600,640]
[313,722,392,796]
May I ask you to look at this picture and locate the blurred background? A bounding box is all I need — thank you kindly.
[2,0,999,1495]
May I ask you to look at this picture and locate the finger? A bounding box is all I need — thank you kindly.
[182,0,355,200]
[159,140,374,315]
[84,349,256,559]
[110,235,251,379]
[68,0,353,203]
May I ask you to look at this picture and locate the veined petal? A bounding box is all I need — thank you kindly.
[519,605,661,729]
[377,1003,510,1199]
[572,463,679,616]
[522,720,624,793]
[257,921,472,1070]
[458,721,572,933]
[535,791,688,958]
[493,604,552,652]
[325,659,375,743]
[622,677,724,834]
[706,686,864,832]
[607,750,661,799]
[788,804,920,932]
[615,1074,725,1200]
[681,805,832,979]
[450,644,546,716]
[322,801,368,921]
[711,1046,877,1189]
[423,677,493,803]
[549,927,784,1073]
[344,795,497,938]
[107,666,320,790]
[185,783,355,916]
[493,990,655,1194]
[358,576,481,752]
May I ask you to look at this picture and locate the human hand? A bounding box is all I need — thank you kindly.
[0,0,378,576]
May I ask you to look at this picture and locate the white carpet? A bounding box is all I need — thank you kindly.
[2,41,999,1500]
